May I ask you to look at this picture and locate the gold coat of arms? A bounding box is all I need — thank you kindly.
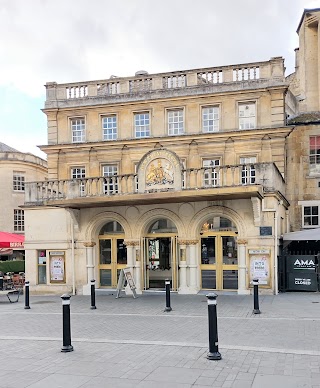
[146,159,174,186]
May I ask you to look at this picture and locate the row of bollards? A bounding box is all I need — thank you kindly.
[22,277,261,358]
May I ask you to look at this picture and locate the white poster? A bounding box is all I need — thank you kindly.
[49,252,65,282]
[249,254,270,286]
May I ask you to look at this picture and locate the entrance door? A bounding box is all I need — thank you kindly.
[143,235,178,290]
[99,237,127,287]
[200,233,238,290]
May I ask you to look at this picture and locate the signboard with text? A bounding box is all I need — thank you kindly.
[49,251,66,283]
[116,268,137,298]
[249,249,271,287]
[286,255,318,291]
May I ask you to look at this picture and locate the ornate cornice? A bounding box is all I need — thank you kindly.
[179,239,199,245]
[83,242,96,248]
[178,240,188,246]
[124,240,140,246]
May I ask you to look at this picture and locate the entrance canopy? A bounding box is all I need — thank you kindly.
[283,228,320,241]
[0,232,24,248]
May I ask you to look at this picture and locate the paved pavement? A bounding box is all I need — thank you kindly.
[1,290,320,387]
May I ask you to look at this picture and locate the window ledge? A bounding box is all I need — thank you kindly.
[306,174,320,179]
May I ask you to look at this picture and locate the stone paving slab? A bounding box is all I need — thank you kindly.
[1,292,320,387]
[0,340,319,387]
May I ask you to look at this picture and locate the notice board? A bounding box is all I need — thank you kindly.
[49,251,66,283]
[248,249,271,287]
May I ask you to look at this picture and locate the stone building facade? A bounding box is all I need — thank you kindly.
[0,143,47,234]
[286,9,320,234]
[23,8,320,295]
[0,142,47,257]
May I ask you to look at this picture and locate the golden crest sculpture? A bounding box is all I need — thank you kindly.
[146,159,174,186]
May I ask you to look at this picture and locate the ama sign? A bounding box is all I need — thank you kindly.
[293,258,315,269]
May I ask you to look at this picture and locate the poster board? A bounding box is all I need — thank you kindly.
[49,251,66,283]
[116,268,137,298]
[248,249,271,287]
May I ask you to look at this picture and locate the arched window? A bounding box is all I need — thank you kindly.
[201,216,236,232]
[99,221,124,235]
[148,219,177,234]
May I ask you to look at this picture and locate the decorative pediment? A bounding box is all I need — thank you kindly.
[137,149,182,193]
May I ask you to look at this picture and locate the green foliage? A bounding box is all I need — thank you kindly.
[0,260,25,274]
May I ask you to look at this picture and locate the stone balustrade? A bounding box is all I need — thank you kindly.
[45,57,285,105]
[24,162,284,206]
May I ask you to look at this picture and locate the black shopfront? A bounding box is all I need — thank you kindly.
[279,237,320,292]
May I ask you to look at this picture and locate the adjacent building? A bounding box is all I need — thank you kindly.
[23,8,320,295]
[0,142,47,257]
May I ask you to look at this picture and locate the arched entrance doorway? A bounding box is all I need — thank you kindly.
[98,221,127,288]
[143,218,178,290]
[200,216,238,290]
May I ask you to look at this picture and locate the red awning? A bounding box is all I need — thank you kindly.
[0,232,24,248]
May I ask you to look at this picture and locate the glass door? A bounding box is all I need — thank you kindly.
[200,237,217,289]
[99,237,127,287]
[143,235,178,290]
[221,236,238,290]
[200,233,238,290]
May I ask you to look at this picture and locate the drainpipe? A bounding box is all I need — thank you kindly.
[71,217,76,296]
[261,199,280,295]
[274,210,278,295]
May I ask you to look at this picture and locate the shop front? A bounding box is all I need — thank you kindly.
[280,228,320,292]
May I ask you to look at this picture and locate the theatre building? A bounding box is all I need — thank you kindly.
[24,56,290,295]
[23,8,320,295]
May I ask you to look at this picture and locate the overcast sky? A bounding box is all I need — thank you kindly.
[0,0,318,159]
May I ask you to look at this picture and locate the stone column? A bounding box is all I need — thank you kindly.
[82,242,96,295]
[237,239,249,295]
[134,243,142,294]
[187,240,199,294]
[178,241,187,293]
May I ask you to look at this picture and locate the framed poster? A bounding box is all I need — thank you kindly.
[249,249,271,287]
[49,251,66,283]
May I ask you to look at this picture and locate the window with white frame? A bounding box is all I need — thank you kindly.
[102,115,117,140]
[71,117,85,142]
[202,106,219,132]
[309,135,320,174]
[13,172,25,191]
[203,159,220,187]
[71,167,86,195]
[240,157,256,184]
[134,112,150,138]
[102,165,118,194]
[303,206,319,227]
[14,209,24,232]
[239,103,256,129]
[168,109,184,135]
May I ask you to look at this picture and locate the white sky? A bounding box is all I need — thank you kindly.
[0,0,319,159]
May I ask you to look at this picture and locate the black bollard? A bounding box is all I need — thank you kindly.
[0,275,3,291]
[61,294,74,352]
[164,279,172,312]
[24,281,30,309]
[252,278,261,314]
[206,293,222,360]
[90,279,96,310]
